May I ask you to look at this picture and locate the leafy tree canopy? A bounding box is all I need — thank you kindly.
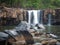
[0,0,60,9]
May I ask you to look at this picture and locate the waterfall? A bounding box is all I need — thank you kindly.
[27,10,39,25]
[37,10,45,30]
[38,10,43,24]
[33,10,39,25]
[27,10,34,29]
[48,14,51,26]
[28,10,33,24]
[31,12,34,24]
[27,10,45,30]
[37,10,40,24]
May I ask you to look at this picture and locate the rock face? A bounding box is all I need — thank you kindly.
[0,6,26,18]
[0,6,27,25]
[15,21,28,31]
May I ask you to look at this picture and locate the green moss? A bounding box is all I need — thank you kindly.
[0,26,15,31]
[0,0,60,9]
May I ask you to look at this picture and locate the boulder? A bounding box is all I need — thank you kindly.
[0,32,8,41]
[41,39,57,45]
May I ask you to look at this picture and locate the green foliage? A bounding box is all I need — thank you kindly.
[0,0,60,9]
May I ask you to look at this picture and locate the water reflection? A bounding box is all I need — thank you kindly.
[47,26,51,33]
[0,26,15,31]
[45,25,60,39]
[47,14,52,26]
[0,25,60,39]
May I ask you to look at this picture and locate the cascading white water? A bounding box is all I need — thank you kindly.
[27,10,43,25]
[28,10,33,25]
[27,10,40,26]
[48,14,51,26]
[33,10,39,25]
[37,10,45,30]
[40,10,43,24]
[27,10,45,30]
[38,10,43,24]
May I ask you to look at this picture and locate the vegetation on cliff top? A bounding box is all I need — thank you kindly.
[0,0,60,9]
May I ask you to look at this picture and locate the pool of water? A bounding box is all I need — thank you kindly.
[45,25,60,39]
[0,26,15,31]
[0,25,60,39]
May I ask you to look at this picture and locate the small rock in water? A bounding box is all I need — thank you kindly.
[50,33,58,38]
[41,39,57,45]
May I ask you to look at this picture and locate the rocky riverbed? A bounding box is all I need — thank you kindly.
[0,21,60,45]
[15,21,60,45]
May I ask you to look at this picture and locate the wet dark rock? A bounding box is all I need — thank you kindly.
[20,30,34,45]
[41,39,57,45]
[0,32,8,41]
[16,21,28,31]
[52,22,60,25]
[4,30,20,41]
